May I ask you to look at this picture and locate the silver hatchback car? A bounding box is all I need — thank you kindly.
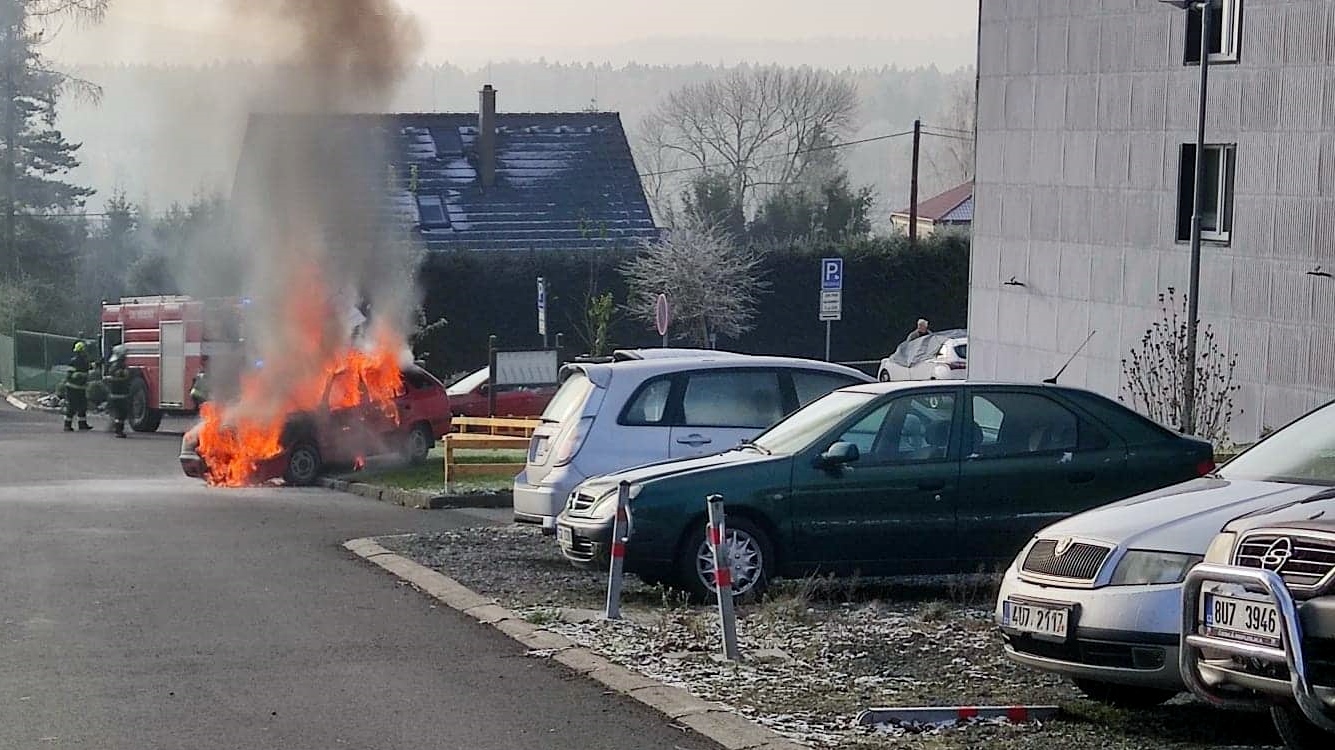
[512,351,872,532]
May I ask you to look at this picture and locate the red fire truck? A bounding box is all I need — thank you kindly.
[100,296,245,432]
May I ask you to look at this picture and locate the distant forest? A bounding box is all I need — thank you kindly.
[58,61,974,231]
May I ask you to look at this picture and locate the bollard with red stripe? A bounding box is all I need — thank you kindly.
[705,494,741,661]
[603,481,631,620]
[854,705,1060,728]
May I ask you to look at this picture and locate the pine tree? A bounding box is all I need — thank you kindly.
[0,0,104,282]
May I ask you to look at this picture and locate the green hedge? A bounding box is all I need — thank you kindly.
[414,233,969,376]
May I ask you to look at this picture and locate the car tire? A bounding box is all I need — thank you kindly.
[1071,678,1176,709]
[1271,704,1335,750]
[402,423,433,464]
[675,516,773,603]
[878,370,890,382]
[128,377,162,433]
[284,440,323,486]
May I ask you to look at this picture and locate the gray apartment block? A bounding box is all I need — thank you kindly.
[971,0,1335,440]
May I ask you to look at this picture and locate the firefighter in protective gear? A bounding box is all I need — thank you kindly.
[104,345,130,438]
[62,341,93,432]
[190,356,209,409]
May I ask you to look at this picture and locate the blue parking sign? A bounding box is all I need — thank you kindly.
[821,257,843,290]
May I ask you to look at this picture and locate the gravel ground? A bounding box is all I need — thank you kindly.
[382,525,1282,750]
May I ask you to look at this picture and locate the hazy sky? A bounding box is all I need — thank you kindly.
[46,0,979,67]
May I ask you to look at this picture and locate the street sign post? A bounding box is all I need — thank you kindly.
[654,293,671,347]
[537,277,548,347]
[819,258,843,360]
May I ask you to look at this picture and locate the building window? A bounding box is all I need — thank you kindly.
[1177,144,1235,243]
[1184,0,1242,63]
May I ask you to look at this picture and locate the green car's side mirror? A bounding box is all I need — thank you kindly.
[818,441,860,468]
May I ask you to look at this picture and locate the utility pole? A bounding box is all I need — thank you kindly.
[1180,0,1212,435]
[908,118,921,246]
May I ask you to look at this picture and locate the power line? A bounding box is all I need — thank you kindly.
[922,129,975,143]
[638,129,916,179]
[922,122,974,135]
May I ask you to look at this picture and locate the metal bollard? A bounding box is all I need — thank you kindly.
[604,481,631,620]
[706,494,741,661]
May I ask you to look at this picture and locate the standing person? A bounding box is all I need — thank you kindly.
[190,356,210,409]
[905,318,932,343]
[104,345,130,438]
[62,341,94,432]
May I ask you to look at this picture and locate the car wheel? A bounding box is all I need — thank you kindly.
[878,370,890,382]
[402,423,433,464]
[128,377,162,433]
[284,441,322,486]
[676,516,773,602]
[1071,678,1176,709]
[1271,704,1335,750]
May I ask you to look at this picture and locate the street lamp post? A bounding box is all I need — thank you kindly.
[1160,0,1212,435]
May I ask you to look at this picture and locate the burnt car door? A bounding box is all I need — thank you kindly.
[787,389,963,576]
[956,387,1128,569]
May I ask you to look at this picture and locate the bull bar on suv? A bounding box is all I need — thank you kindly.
[1180,562,1335,734]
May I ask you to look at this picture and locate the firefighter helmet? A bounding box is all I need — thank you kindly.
[109,344,127,364]
[73,341,86,353]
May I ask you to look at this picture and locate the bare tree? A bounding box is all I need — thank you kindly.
[1121,288,1240,445]
[925,77,975,187]
[620,223,768,347]
[641,66,858,224]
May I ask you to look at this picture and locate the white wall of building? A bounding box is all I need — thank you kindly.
[971,0,1335,440]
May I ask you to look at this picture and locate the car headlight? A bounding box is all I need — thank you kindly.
[1108,550,1203,586]
[589,488,623,518]
[1203,532,1237,564]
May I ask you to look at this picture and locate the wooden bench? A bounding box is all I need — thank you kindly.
[442,432,531,483]
[452,416,542,437]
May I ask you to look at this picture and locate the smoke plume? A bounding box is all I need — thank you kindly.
[222,0,425,416]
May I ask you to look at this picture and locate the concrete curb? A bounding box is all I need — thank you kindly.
[343,537,809,750]
[5,394,28,410]
[317,478,512,511]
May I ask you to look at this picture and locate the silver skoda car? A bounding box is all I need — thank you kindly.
[995,400,1335,707]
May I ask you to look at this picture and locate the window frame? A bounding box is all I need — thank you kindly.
[1183,0,1242,65]
[836,392,960,467]
[1176,143,1236,245]
[677,368,786,430]
[965,390,1110,461]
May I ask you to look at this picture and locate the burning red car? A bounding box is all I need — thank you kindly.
[180,363,451,486]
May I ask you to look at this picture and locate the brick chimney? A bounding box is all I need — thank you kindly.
[478,84,497,189]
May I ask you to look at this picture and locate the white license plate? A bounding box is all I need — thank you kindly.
[1202,591,1282,648]
[556,525,573,548]
[1003,599,1071,640]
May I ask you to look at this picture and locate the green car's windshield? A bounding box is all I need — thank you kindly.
[752,390,879,455]
[1221,402,1335,486]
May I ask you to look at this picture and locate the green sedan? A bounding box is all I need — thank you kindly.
[556,381,1216,600]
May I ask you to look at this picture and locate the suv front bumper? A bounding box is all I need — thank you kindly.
[1181,563,1335,734]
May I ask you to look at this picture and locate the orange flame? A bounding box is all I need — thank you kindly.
[196,323,406,488]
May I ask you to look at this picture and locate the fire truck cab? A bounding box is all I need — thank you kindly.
[100,296,244,432]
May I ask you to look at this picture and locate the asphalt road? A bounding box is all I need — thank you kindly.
[0,401,718,750]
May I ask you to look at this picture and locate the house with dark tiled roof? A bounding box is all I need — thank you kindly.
[889,181,973,237]
[235,85,658,253]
